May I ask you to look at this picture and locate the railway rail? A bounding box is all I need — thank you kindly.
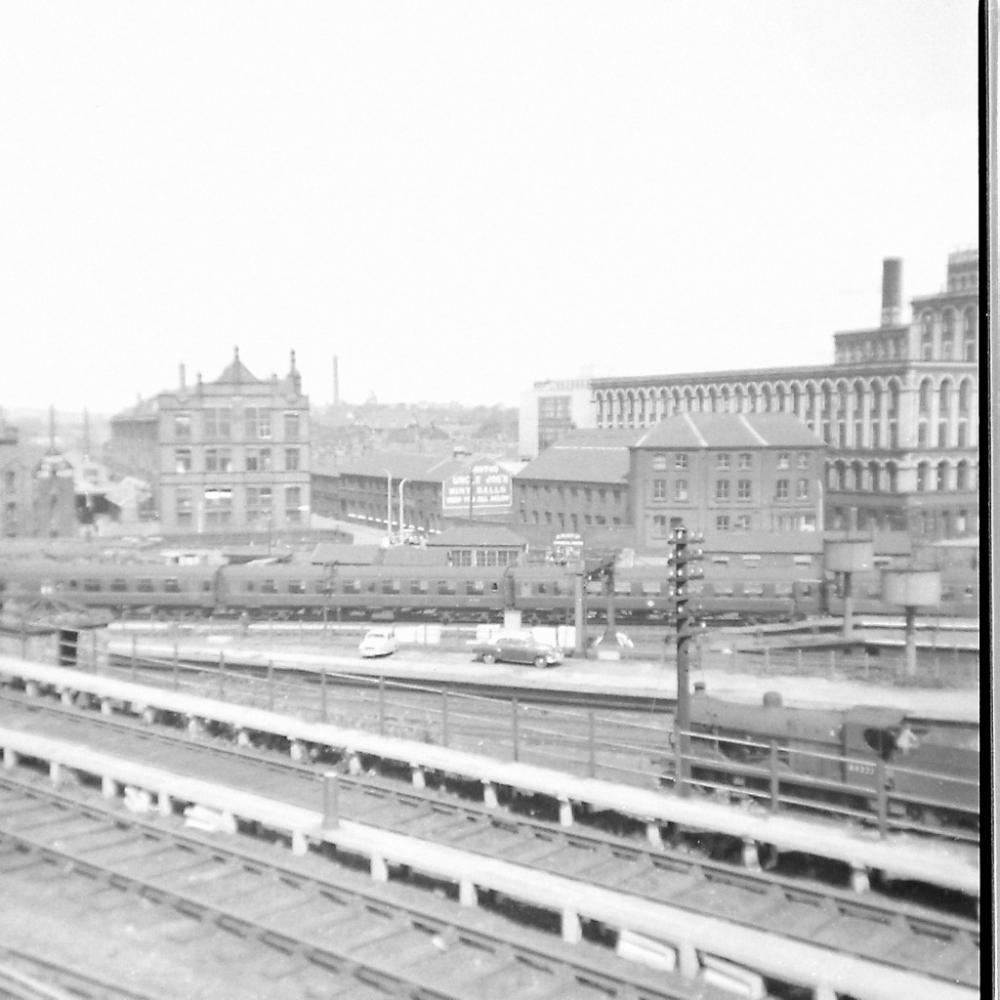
[0,774,714,1000]
[2,690,981,995]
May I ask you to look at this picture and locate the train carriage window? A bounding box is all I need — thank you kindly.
[409,579,429,595]
[466,580,486,595]
[584,581,603,597]
[711,555,730,565]
[366,580,378,594]
[381,579,401,595]
[614,579,632,596]
[110,578,128,592]
[865,584,881,597]
[136,578,154,593]
[537,583,547,595]
[741,554,762,566]
[245,581,256,593]
[743,583,764,596]
[343,579,361,594]
[793,555,813,566]
[641,580,662,595]
[288,579,305,595]
[713,583,734,596]
[437,579,457,596]
[164,578,181,594]
[261,579,277,595]
[799,583,812,596]
[202,581,213,593]
[774,582,793,596]
[519,582,534,598]
[83,579,102,592]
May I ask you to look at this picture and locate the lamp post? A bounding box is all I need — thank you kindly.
[398,478,409,544]
[381,469,393,542]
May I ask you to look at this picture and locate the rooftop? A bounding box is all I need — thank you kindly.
[635,413,824,450]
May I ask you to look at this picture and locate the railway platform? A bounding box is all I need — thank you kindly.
[0,657,980,901]
[0,720,977,1000]
[107,633,980,723]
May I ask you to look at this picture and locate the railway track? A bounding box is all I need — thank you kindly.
[0,772,712,1000]
[2,691,980,993]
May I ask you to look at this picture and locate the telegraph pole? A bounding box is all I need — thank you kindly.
[668,525,703,791]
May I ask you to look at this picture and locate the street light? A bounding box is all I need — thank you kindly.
[381,469,393,543]
[398,477,409,544]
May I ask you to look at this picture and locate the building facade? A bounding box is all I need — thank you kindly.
[628,413,825,551]
[520,251,979,540]
[513,428,634,535]
[156,350,311,535]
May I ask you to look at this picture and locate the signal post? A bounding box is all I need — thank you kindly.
[668,525,703,793]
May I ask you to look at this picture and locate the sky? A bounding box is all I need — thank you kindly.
[0,1,980,415]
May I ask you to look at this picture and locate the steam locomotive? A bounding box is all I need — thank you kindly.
[0,554,979,624]
[668,689,979,833]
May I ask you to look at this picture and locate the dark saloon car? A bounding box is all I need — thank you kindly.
[471,632,563,668]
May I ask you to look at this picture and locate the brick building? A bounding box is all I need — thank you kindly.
[512,429,634,535]
[156,349,311,534]
[520,250,979,540]
[628,413,825,550]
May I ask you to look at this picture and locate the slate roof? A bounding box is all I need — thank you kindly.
[428,525,529,548]
[515,429,639,485]
[635,413,823,450]
[308,543,382,565]
[333,452,478,483]
[214,349,261,385]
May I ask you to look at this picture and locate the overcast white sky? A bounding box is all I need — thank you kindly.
[0,1,979,415]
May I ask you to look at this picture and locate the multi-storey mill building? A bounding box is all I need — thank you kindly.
[519,250,979,540]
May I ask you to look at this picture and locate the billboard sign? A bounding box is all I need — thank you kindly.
[442,463,512,513]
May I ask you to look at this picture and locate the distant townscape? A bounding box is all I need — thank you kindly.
[0,249,979,559]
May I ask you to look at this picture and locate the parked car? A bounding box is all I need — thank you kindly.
[471,632,562,668]
[358,628,398,658]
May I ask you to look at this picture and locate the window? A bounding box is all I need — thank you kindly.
[244,407,272,440]
[716,453,730,470]
[284,412,301,440]
[793,554,813,565]
[204,448,232,473]
[917,423,927,447]
[652,479,667,501]
[204,407,231,439]
[285,486,303,523]
[796,478,809,499]
[174,449,192,473]
[652,453,667,471]
[246,447,272,472]
[176,488,193,527]
[652,514,668,537]
[711,554,730,564]
[674,479,689,502]
[715,479,730,500]
[675,453,689,470]
[737,479,751,501]
[246,486,273,523]
[738,453,752,470]
[204,487,233,525]
[285,448,300,471]
[777,452,790,469]
[715,515,730,532]
[796,452,809,469]
[174,413,191,439]
[734,514,751,531]
[776,479,789,500]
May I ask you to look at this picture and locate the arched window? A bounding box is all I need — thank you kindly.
[939,379,951,412]
[821,384,832,417]
[868,462,881,492]
[916,462,929,492]
[776,384,786,412]
[941,310,955,359]
[852,462,864,491]
[791,384,801,414]
[734,386,744,413]
[720,386,730,412]
[887,379,901,417]
[886,463,898,493]
[695,388,704,413]
[827,463,837,489]
[837,382,849,418]
[920,312,934,359]
[707,387,717,413]
[959,378,972,413]
[963,308,977,360]
[956,461,969,490]
[837,462,847,490]
[936,461,949,492]
[918,378,932,413]
[747,385,757,413]
[853,380,865,416]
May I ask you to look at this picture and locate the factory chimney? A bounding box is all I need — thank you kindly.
[333,355,340,406]
[880,258,902,327]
